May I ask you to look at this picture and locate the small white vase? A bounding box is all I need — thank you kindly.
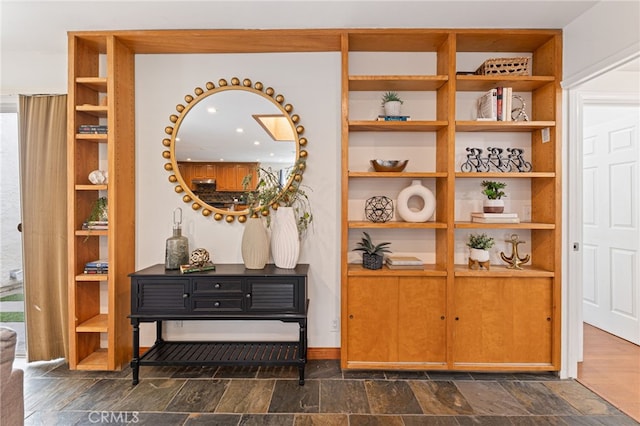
[241,217,269,269]
[384,101,402,116]
[469,248,490,262]
[270,207,300,269]
[483,199,504,213]
[397,180,436,223]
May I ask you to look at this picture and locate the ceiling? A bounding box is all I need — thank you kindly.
[1,1,600,55]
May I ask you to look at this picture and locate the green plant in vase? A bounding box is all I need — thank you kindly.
[481,180,507,213]
[353,231,391,270]
[467,232,494,269]
[381,91,403,116]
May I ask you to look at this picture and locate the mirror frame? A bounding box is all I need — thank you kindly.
[162,77,308,223]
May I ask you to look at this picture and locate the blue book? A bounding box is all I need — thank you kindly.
[377,115,411,121]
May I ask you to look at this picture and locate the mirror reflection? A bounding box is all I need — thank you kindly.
[163,78,307,223]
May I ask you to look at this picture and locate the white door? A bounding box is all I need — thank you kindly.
[583,104,640,344]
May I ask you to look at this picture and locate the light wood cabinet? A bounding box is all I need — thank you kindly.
[67,34,135,370]
[177,162,256,191]
[340,29,562,372]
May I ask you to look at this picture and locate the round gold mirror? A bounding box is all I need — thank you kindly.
[162,77,308,223]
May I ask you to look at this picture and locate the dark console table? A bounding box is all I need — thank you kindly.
[129,263,309,385]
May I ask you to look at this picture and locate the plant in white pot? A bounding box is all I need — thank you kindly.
[353,231,391,270]
[467,232,495,270]
[481,180,507,213]
[381,91,403,116]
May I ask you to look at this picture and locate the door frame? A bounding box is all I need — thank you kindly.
[565,84,640,378]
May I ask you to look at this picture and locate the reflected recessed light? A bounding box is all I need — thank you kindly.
[254,141,260,145]
[219,158,224,161]
[236,128,243,133]
[175,137,181,142]
[186,158,192,161]
[270,153,274,157]
[207,107,216,113]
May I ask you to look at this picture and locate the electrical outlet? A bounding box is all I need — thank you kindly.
[331,319,338,331]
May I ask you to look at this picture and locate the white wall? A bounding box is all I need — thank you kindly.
[562,1,640,86]
[135,53,341,347]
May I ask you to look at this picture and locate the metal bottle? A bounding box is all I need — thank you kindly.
[165,208,189,269]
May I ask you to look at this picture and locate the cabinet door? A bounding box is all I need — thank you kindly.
[132,279,190,314]
[346,277,398,362]
[246,278,305,313]
[398,277,447,363]
[452,277,553,366]
[216,164,236,191]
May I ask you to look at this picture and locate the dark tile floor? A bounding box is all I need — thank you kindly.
[20,359,639,425]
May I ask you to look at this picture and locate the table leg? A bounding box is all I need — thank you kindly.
[131,320,140,385]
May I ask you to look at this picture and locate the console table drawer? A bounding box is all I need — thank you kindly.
[193,278,243,295]
[133,279,190,313]
[192,297,244,312]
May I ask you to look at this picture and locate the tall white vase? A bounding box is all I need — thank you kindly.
[270,207,300,269]
[241,217,269,269]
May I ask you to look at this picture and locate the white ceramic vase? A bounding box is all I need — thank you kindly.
[469,248,490,262]
[241,217,270,269]
[384,101,402,116]
[397,180,436,222]
[270,207,300,269]
[483,199,505,213]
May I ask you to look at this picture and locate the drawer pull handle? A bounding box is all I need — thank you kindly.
[214,301,220,307]
[214,283,221,289]
[246,293,251,298]
[182,293,189,299]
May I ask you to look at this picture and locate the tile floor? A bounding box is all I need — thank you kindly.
[19,359,639,425]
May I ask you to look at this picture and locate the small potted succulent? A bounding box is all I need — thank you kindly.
[481,180,507,213]
[381,91,403,116]
[467,232,495,264]
[353,231,391,270]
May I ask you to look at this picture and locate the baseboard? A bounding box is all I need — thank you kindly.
[308,347,340,360]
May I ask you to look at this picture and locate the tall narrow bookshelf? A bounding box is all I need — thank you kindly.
[67,34,135,370]
[340,29,562,371]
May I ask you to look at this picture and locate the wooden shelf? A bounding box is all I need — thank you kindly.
[348,263,447,276]
[75,184,108,191]
[76,349,109,370]
[350,171,448,178]
[456,75,555,92]
[75,273,108,282]
[455,172,555,178]
[75,133,108,142]
[349,220,447,229]
[75,229,108,237]
[454,264,554,278]
[75,105,108,117]
[349,120,448,132]
[455,121,555,132]
[349,75,448,91]
[455,221,555,230]
[76,77,107,92]
[76,313,108,332]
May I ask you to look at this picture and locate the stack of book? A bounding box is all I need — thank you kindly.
[471,212,520,223]
[78,124,108,134]
[377,115,411,121]
[385,255,424,270]
[84,259,108,274]
[476,87,513,121]
[82,221,108,230]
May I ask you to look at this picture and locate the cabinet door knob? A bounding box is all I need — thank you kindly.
[441,316,445,320]
[214,283,221,289]
[455,317,459,321]
[349,315,354,319]
[214,301,220,307]
[246,293,251,298]
[182,293,189,298]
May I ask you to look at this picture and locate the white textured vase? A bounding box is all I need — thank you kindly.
[469,248,490,262]
[384,101,402,116]
[271,207,300,269]
[241,217,270,269]
[397,180,436,222]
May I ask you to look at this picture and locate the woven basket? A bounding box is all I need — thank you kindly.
[475,57,530,76]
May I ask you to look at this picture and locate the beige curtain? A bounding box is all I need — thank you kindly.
[18,94,68,362]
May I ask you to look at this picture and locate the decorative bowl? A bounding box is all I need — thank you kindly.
[370,159,408,172]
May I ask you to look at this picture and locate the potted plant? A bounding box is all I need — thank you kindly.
[381,91,403,116]
[481,180,507,213]
[466,232,494,264]
[88,196,108,222]
[353,231,391,270]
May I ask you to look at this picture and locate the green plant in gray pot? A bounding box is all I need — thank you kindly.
[353,231,391,270]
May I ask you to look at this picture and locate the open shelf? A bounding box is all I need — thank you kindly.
[349,120,448,132]
[76,313,108,332]
[349,220,447,229]
[349,75,448,91]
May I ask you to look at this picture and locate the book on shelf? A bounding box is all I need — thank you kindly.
[376,115,411,121]
[386,264,424,270]
[470,212,518,218]
[85,259,109,268]
[82,221,109,230]
[472,217,520,224]
[83,267,108,274]
[78,125,108,134]
[180,262,216,274]
[386,255,423,266]
[476,89,497,120]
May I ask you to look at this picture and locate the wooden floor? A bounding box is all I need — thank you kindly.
[578,323,640,422]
